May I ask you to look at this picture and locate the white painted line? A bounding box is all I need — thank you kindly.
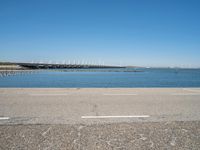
[0,117,10,120]
[103,93,138,96]
[81,115,149,119]
[182,89,200,93]
[172,93,200,96]
[29,94,69,96]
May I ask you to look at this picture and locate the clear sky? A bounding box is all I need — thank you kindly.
[0,0,200,67]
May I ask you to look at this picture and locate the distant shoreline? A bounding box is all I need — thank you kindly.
[0,64,27,70]
[0,64,199,71]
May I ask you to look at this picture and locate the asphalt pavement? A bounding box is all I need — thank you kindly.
[0,88,200,149]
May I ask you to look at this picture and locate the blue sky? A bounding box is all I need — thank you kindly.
[0,0,200,67]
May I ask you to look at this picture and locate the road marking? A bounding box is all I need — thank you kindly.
[81,115,149,119]
[172,93,200,96]
[182,89,200,93]
[0,117,10,120]
[29,94,69,96]
[103,93,138,96]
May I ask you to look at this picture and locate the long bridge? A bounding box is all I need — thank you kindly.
[0,62,124,69]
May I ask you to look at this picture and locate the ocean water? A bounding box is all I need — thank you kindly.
[0,68,200,88]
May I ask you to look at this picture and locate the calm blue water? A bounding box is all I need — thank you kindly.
[0,68,200,87]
